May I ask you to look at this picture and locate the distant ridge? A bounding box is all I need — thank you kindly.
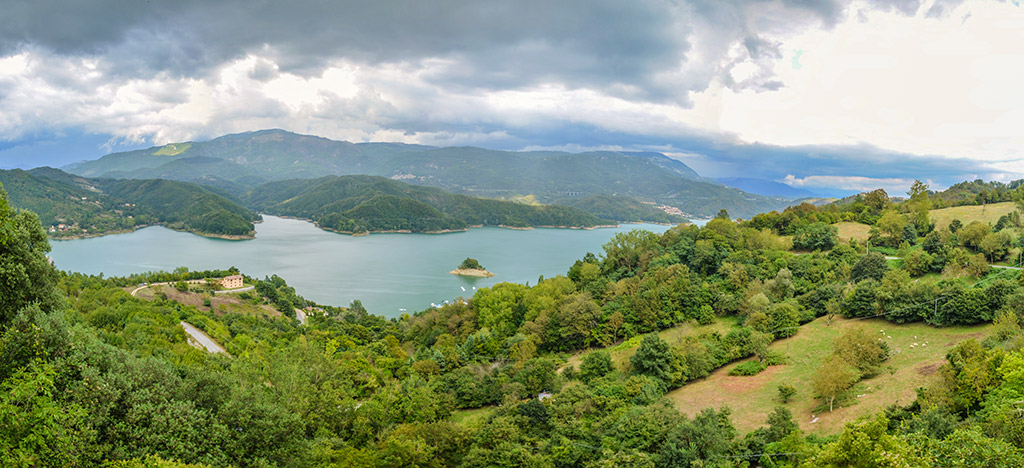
[716,177,826,199]
[66,129,794,218]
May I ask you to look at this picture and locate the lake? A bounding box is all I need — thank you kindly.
[50,216,677,317]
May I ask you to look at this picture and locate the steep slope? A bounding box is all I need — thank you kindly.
[247,175,608,234]
[67,129,789,218]
[0,168,259,238]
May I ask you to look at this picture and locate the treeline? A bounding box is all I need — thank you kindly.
[555,193,685,224]
[246,175,605,233]
[0,167,259,237]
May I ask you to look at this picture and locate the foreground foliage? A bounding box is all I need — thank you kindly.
[3,181,1024,467]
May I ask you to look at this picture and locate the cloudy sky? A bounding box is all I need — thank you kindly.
[1,0,1022,194]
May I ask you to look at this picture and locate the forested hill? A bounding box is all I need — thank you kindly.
[3,181,1024,467]
[65,128,790,218]
[0,168,260,238]
[246,175,612,234]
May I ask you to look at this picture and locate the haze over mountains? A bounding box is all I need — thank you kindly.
[66,129,802,220]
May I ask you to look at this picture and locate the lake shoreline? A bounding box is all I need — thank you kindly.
[275,214,626,236]
[48,215,673,318]
[449,268,495,277]
[49,224,256,241]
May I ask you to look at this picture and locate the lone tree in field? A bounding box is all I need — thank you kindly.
[813,354,857,412]
[458,258,483,270]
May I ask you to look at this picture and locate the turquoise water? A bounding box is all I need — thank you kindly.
[50,216,674,317]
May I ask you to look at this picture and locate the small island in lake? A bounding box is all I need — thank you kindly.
[449,257,494,277]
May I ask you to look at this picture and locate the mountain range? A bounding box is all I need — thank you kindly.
[1,167,683,238]
[65,129,799,219]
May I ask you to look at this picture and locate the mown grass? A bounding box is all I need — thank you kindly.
[929,202,1016,230]
[563,316,740,373]
[665,316,993,435]
[153,142,191,156]
[835,222,871,242]
[450,406,495,426]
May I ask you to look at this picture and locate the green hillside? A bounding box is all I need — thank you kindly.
[3,184,1024,467]
[0,168,259,238]
[247,175,608,234]
[67,129,789,218]
[556,193,685,224]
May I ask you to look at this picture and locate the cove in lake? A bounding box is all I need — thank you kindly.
[51,215,683,317]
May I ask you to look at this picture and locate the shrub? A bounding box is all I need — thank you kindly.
[777,384,797,403]
[764,350,788,366]
[729,360,767,376]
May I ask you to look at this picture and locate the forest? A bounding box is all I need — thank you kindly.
[245,175,609,234]
[2,180,1024,467]
[0,168,259,238]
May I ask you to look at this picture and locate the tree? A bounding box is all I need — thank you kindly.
[0,362,96,467]
[833,328,888,378]
[579,350,613,383]
[812,354,857,412]
[864,189,890,212]
[851,252,889,282]
[748,331,773,363]
[458,257,483,270]
[0,184,62,324]
[630,334,677,388]
[792,222,838,251]
[949,219,963,233]
[966,253,989,277]
[959,221,991,249]
[902,249,934,277]
[874,210,908,247]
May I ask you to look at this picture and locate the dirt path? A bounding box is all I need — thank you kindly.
[130,282,168,296]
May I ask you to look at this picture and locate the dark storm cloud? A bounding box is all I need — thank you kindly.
[0,0,951,101]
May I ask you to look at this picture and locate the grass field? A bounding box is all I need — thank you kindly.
[835,222,871,242]
[929,202,1017,230]
[665,316,993,435]
[135,284,281,317]
[450,406,495,426]
[563,317,740,373]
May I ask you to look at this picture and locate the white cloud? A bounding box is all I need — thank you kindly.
[783,174,928,194]
[693,1,1024,164]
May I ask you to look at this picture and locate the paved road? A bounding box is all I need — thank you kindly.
[295,308,307,325]
[990,264,1022,270]
[180,321,227,354]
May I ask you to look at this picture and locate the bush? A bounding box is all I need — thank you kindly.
[579,350,613,382]
[851,252,889,282]
[764,350,788,366]
[777,384,797,403]
[793,222,838,251]
[729,360,767,376]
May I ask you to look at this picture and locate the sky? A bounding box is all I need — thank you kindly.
[1,0,1022,195]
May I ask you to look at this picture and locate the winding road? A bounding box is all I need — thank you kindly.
[180,321,227,354]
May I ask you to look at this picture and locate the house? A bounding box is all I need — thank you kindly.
[220,275,243,289]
